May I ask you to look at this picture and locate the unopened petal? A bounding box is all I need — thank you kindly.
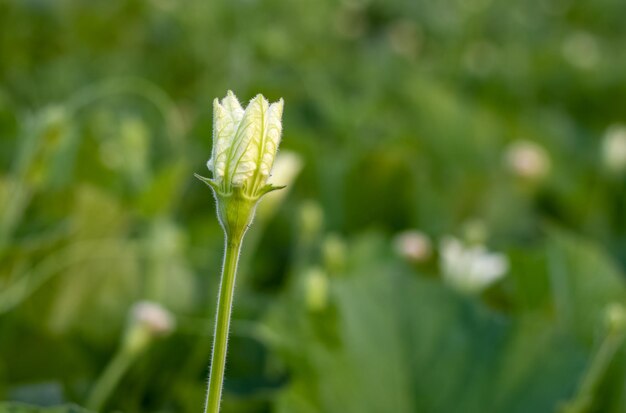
[207,91,285,197]
[226,95,269,184]
[208,92,245,179]
[259,99,284,177]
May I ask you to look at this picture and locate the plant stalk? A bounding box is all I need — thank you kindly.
[86,326,149,411]
[561,324,626,413]
[204,235,243,413]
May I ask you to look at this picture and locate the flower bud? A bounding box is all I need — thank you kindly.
[196,91,285,238]
[601,125,626,174]
[440,236,509,294]
[130,301,176,337]
[124,301,175,354]
[206,91,284,197]
[504,140,551,180]
[393,230,432,263]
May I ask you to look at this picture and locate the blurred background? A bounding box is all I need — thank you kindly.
[0,0,625,412]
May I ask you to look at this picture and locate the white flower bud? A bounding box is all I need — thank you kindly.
[504,140,551,180]
[130,301,176,337]
[440,236,508,294]
[207,91,284,197]
[196,91,286,238]
[393,230,432,263]
[601,125,626,174]
[122,301,175,354]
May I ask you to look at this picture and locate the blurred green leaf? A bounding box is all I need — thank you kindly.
[546,227,626,344]
[264,234,588,413]
[1,0,626,410]
[261,229,626,412]
[0,404,92,413]
[135,161,187,217]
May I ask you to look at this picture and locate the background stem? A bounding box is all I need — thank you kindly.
[205,236,243,413]
[560,324,626,413]
[86,333,144,412]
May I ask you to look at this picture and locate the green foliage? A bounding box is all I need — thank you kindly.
[0,0,625,412]
[0,404,92,413]
[264,231,626,413]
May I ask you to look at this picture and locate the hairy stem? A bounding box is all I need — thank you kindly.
[205,235,243,413]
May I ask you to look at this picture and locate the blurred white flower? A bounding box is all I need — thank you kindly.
[268,151,302,187]
[256,151,303,221]
[504,140,551,180]
[601,125,626,174]
[440,236,509,294]
[207,91,284,198]
[130,301,176,337]
[393,230,432,263]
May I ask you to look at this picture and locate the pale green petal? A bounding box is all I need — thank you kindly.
[208,91,244,179]
[207,91,284,197]
[222,90,244,115]
[227,95,269,185]
[259,98,284,176]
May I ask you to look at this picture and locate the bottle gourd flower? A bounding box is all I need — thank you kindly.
[440,236,509,294]
[195,91,285,413]
[196,91,285,240]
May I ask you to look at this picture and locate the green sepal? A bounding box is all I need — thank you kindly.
[258,184,286,197]
[194,173,219,193]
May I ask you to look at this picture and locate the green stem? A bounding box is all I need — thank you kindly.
[561,327,626,413]
[86,350,134,412]
[86,325,151,411]
[205,236,243,413]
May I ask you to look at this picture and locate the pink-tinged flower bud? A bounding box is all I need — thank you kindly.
[393,230,432,263]
[504,140,551,180]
